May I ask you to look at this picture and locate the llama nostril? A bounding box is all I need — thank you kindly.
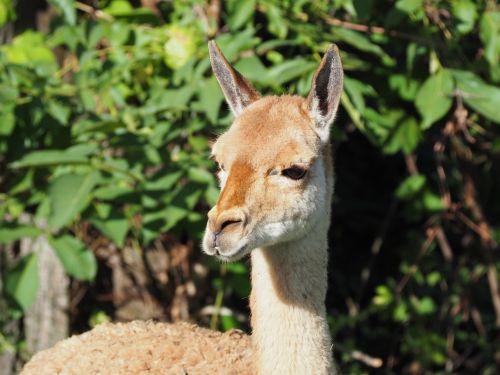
[220,219,242,231]
[209,209,247,234]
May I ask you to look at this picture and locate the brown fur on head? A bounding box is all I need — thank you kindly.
[203,41,343,261]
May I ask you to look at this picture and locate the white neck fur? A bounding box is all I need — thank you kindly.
[250,221,336,375]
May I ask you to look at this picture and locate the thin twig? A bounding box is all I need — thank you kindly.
[75,1,114,21]
[335,343,383,368]
[456,151,500,326]
[435,225,453,262]
[323,16,431,45]
[405,152,453,262]
[396,228,437,294]
[404,153,419,176]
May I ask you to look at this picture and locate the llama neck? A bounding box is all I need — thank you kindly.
[250,223,336,375]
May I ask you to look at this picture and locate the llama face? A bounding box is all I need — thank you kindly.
[202,96,330,261]
[203,42,343,261]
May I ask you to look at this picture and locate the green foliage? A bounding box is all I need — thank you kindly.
[0,0,15,27]
[1,0,499,373]
[49,234,97,281]
[415,69,453,129]
[48,0,76,25]
[3,254,39,315]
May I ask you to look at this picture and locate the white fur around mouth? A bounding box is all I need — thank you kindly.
[216,244,250,262]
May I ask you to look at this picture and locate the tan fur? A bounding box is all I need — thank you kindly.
[21,43,343,375]
[22,321,253,375]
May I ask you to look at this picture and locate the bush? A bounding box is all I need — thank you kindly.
[1,0,499,373]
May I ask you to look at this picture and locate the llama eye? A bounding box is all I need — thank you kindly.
[282,166,307,180]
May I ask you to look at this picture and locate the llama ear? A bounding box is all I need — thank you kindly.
[306,44,344,143]
[208,40,261,116]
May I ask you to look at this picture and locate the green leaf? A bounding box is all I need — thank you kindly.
[422,190,446,212]
[101,0,134,16]
[353,0,374,21]
[188,167,214,184]
[47,100,71,125]
[90,204,129,248]
[4,254,39,312]
[480,12,500,72]
[11,150,88,168]
[198,77,224,124]
[396,175,427,200]
[213,29,260,62]
[225,262,248,275]
[163,25,198,70]
[332,28,395,65]
[163,206,189,231]
[220,315,240,331]
[0,109,15,136]
[411,296,436,315]
[373,285,393,306]
[0,223,41,244]
[389,74,419,102]
[393,301,410,322]
[266,58,316,86]
[10,149,90,168]
[452,0,478,34]
[48,172,98,230]
[48,0,76,25]
[265,3,288,39]
[426,271,442,286]
[415,69,454,129]
[0,0,15,27]
[0,31,56,67]
[383,117,422,154]
[396,0,424,18]
[93,185,135,200]
[142,85,195,114]
[235,55,268,83]
[205,184,220,207]
[344,76,376,113]
[49,234,97,281]
[451,69,500,123]
[228,0,255,30]
[145,171,183,191]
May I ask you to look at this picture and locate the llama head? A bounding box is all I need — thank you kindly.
[202,41,343,261]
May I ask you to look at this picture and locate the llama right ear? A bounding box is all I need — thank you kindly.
[307,44,344,143]
[208,41,261,116]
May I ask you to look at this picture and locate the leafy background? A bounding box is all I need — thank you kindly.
[1,0,499,374]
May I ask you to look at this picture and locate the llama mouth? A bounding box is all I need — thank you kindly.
[216,244,250,262]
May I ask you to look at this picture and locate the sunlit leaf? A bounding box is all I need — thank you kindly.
[415,69,454,129]
[48,0,76,25]
[90,204,129,248]
[396,175,426,200]
[4,254,39,312]
[266,58,316,86]
[451,69,500,123]
[48,172,98,230]
[228,0,255,30]
[0,223,41,244]
[480,11,500,74]
[49,234,97,281]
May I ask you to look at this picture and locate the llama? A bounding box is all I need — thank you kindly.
[21,40,344,375]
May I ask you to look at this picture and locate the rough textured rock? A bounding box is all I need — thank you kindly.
[21,321,254,375]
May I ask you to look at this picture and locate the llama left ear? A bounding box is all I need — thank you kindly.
[306,44,344,143]
[208,40,261,116]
